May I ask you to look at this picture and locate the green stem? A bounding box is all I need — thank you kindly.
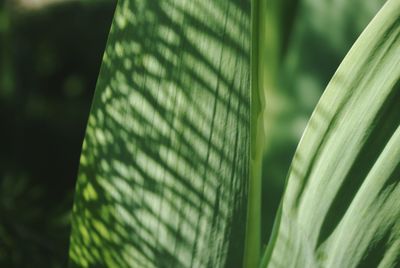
[243,0,264,267]
[244,0,280,266]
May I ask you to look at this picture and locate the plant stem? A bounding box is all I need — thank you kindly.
[243,0,264,267]
[244,0,280,266]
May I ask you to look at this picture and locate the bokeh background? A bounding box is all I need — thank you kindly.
[0,0,115,266]
[0,0,385,267]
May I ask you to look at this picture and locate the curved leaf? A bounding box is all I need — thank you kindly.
[263,0,400,267]
[68,0,251,267]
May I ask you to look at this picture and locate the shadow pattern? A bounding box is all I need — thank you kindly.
[68,0,250,267]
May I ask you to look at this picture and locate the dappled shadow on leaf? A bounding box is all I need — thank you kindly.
[69,0,250,267]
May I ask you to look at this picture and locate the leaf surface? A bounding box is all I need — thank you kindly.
[68,0,251,267]
[263,0,400,267]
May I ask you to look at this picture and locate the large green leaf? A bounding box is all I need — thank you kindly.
[68,0,251,267]
[262,0,400,267]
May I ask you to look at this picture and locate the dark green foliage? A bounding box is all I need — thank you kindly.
[0,1,115,267]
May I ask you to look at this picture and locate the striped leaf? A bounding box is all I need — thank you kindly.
[263,0,400,267]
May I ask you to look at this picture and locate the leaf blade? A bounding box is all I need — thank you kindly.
[263,0,400,267]
[68,0,251,267]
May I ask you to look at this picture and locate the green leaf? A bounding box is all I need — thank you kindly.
[262,0,400,267]
[259,0,386,248]
[68,0,252,267]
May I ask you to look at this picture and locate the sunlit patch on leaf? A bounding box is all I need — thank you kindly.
[69,0,251,267]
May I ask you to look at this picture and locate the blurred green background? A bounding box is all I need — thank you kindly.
[0,0,385,267]
[0,0,115,266]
